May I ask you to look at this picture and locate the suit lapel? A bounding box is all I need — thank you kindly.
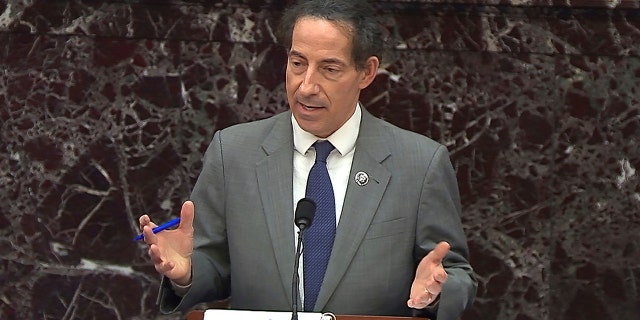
[256,112,296,303]
[314,109,392,310]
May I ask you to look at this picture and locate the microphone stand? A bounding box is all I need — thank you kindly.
[291,198,315,320]
[292,226,306,320]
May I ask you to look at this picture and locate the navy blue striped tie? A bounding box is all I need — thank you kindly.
[303,140,336,311]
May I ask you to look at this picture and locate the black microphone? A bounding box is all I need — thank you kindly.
[292,198,316,320]
[295,198,315,230]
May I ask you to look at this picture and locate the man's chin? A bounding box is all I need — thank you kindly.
[299,123,330,138]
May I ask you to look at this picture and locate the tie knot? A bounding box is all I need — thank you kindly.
[313,140,334,163]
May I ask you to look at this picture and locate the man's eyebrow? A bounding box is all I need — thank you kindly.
[322,58,348,67]
[289,50,306,59]
[288,50,348,67]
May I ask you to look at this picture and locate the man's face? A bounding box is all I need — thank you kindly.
[286,17,377,138]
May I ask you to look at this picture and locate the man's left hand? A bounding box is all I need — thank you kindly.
[407,241,450,309]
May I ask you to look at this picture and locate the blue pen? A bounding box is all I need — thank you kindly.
[133,217,181,241]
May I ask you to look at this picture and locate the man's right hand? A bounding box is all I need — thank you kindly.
[139,200,195,286]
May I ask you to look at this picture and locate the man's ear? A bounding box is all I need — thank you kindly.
[359,56,380,89]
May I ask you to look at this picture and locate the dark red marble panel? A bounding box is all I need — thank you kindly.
[1,1,639,320]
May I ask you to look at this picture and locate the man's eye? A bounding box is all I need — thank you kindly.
[290,59,305,67]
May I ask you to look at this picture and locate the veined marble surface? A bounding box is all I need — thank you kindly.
[1,1,639,319]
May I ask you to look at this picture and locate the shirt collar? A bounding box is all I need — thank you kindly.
[292,103,361,157]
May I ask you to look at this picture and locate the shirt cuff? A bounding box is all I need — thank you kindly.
[170,280,192,297]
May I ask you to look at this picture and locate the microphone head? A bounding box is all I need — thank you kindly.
[294,198,316,230]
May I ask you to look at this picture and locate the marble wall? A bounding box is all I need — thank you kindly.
[1,0,639,319]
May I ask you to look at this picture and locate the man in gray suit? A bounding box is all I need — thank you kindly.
[139,1,476,319]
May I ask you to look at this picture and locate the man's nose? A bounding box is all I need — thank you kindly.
[298,70,320,95]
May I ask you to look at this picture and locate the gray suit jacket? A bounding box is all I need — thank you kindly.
[159,108,476,320]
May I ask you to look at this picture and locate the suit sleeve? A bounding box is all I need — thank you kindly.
[415,144,477,320]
